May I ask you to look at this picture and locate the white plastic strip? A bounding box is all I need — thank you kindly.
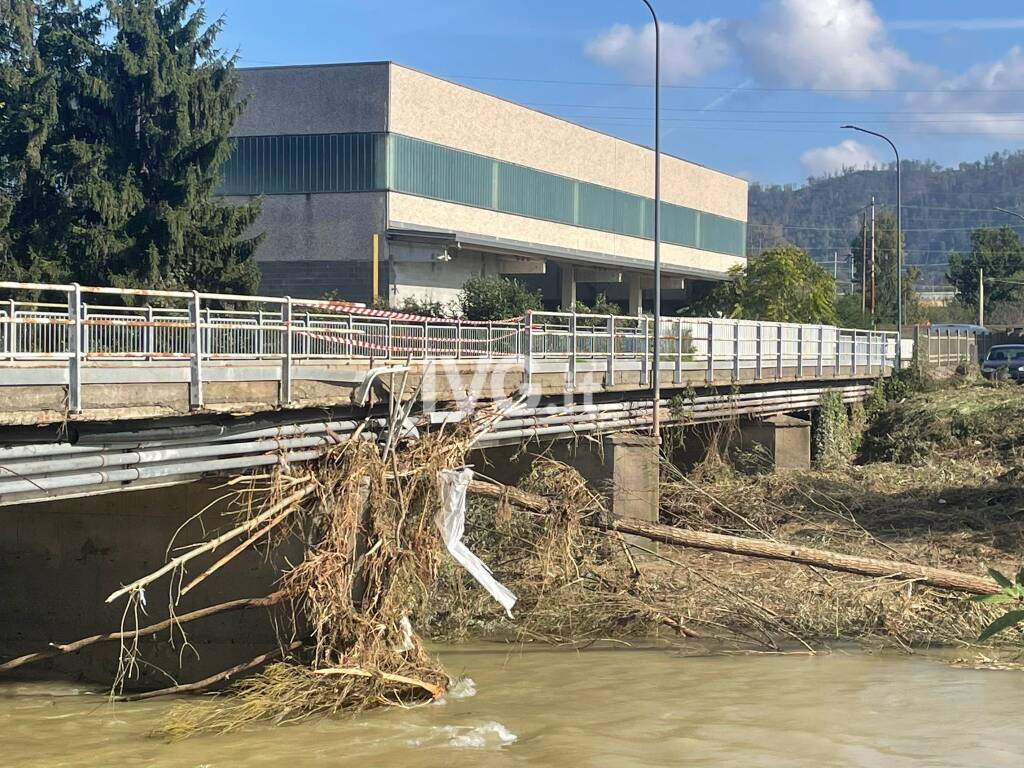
[436,468,516,617]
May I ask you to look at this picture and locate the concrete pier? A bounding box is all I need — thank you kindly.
[737,414,812,471]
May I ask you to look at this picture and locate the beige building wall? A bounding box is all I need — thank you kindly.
[387,64,748,223]
[388,193,745,277]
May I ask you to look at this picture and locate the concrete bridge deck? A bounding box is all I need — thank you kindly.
[0,281,901,507]
[0,281,900,426]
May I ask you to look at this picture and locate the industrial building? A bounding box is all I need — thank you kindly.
[221,61,748,311]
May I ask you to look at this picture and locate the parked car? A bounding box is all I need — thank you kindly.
[981,344,1024,380]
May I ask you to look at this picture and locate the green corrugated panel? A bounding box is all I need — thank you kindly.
[218,133,386,195]
[577,182,615,231]
[217,131,746,258]
[699,212,746,257]
[661,203,698,247]
[497,163,575,224]
[616,191,651,239]
[389,135,493,207]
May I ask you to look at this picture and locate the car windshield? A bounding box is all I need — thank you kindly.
[987,347,1024,361]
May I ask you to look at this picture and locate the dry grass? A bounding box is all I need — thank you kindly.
[652,435,1022,650]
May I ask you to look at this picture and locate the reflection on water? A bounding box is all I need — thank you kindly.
[2,644,1023,767]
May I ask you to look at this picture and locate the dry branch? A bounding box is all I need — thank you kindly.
[114,640,304,702]
[106,486,314,603]
[313,666,444,699]
[0,591,290,674]
[466,480,1001,596]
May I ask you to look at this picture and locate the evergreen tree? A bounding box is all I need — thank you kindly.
[98,0,260,294]
[0,0,58,280]
[947,227,1024,309]
[0,0,260,294]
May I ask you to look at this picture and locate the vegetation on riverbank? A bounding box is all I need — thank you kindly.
[418,375,1023,652]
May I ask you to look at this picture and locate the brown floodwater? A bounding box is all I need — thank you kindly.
[2,644,1022,767]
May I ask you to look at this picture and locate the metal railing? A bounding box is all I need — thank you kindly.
[0,282,901,413]
[921,328,978,368]
[524,311,900,389]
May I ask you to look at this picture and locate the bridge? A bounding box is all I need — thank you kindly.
[0,280,901,508]
[0,280,905,682]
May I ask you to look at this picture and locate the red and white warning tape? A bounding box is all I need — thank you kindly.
[296,300,523,326]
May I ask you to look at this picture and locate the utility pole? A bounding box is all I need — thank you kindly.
[870,197,876,316]
[978,267,985,327]
[833,251,838,281]
[860,212,867,312]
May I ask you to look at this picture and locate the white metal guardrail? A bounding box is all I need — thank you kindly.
[524,311,900,389]
[0,282,900,413]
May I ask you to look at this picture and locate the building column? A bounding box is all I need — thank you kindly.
[560,265,576,310]
[627,273,644,315]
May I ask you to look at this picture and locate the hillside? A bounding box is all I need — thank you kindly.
[748,152,1024,289]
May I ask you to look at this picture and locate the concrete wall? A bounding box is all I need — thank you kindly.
[389,244,540,306]
[389,193,745,276]
[0,483,292,685]
[225,191,387,301]
[235,62,389,136]
[387,64,747,221]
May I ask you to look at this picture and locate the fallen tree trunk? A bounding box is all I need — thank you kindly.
[467,480,1001,596]
[0,591,290,674]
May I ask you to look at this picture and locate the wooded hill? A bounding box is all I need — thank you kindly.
[748,152,1024,289]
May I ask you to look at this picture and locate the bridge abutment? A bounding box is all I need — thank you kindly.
[0,483,288,685]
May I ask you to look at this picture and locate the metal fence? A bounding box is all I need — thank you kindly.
[525,311,900,387]
[0,282,902,412]
[919,328,979,368]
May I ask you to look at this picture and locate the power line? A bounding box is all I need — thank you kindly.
[524,102,1024,117]
[448,72,1024,95]
[551,113,1024,125]
[567,117,1024,137]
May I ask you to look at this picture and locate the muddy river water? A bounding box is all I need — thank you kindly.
[2,644,1022,767]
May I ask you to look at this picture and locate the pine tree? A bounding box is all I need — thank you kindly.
[0,0,59,281]
[0,0,261,295]
[97,0,261,294]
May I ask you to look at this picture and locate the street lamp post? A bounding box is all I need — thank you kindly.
[640,0,662,439]
[842,125,902,361]
[995,206,1024,223]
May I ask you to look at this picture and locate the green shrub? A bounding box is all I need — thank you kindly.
[398,297,451,318]
[574,292,622,316]
[813,390,852,467]
[459,276,543,321]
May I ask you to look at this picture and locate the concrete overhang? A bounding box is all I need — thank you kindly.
[386,224,734,282]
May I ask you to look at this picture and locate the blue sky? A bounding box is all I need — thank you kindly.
[203,0,1024,186]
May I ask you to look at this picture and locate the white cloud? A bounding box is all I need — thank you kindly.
[800,140,880,177]
[584,19,731,85]
[585,1,929,93]
[905,47,1024,137]
[734,0,926,91]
